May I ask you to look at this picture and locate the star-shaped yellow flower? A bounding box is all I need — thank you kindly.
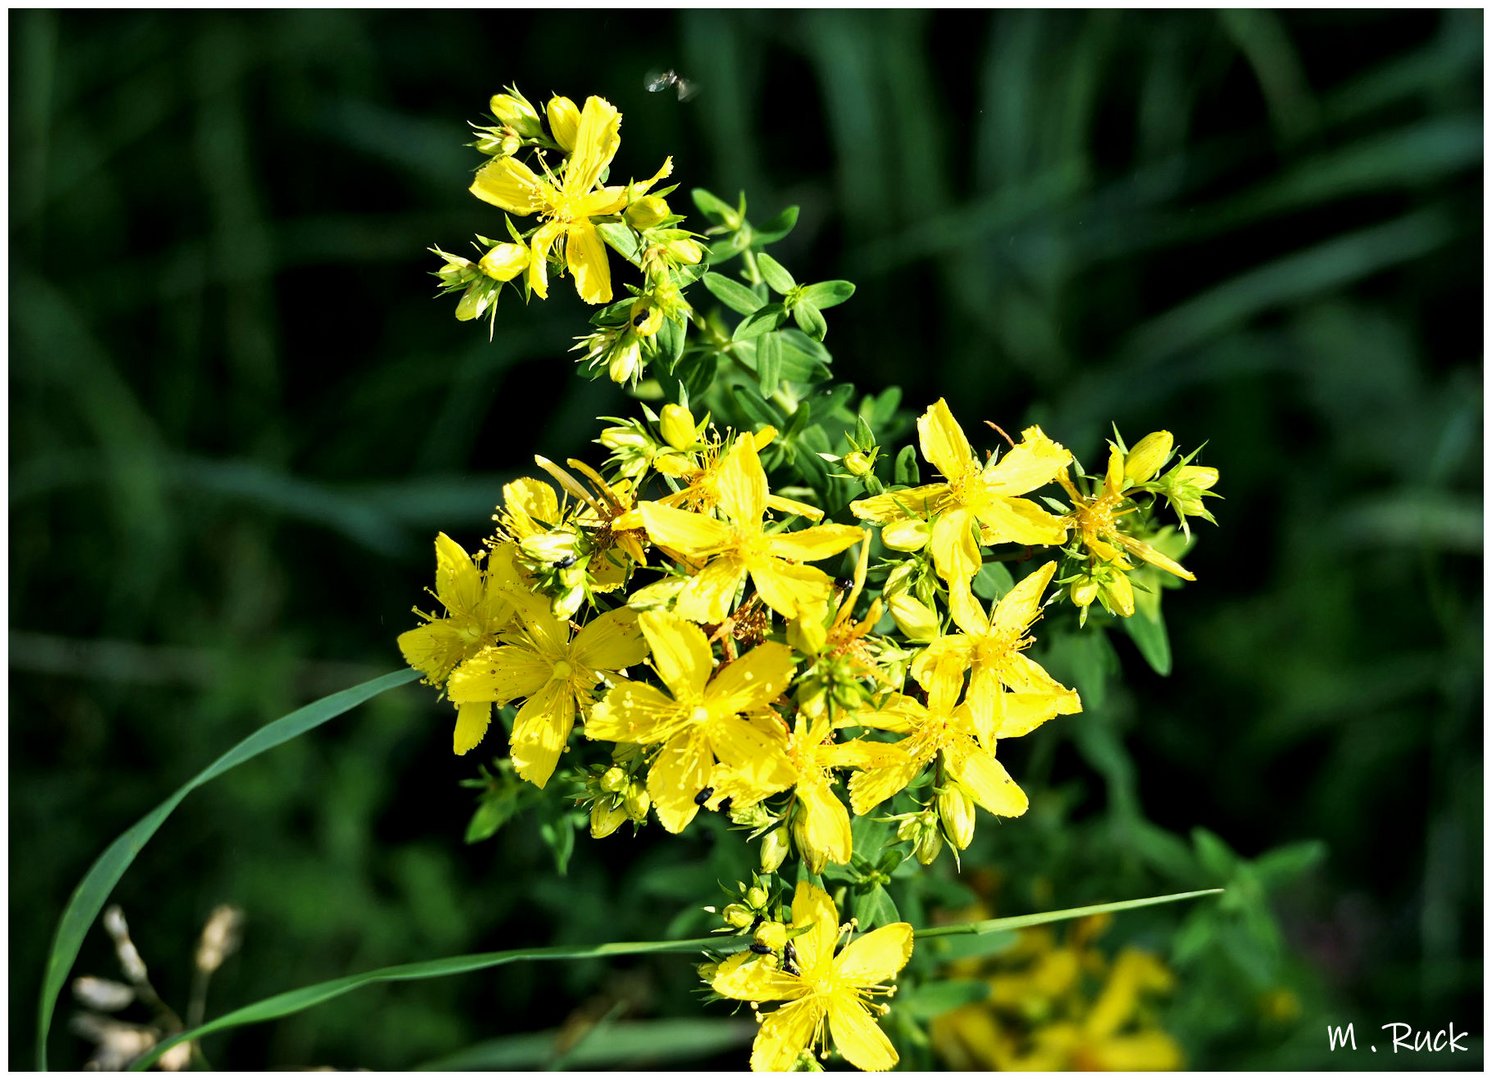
[911,561,1081,739]
[1058,444,1196,582]
[636,435,864,623]
[470,95,670,304]
[446,604,647,782]
[584,610,796,833]
[397,534,522,688]
[711,880,914,1071]
[852,400,1071,586]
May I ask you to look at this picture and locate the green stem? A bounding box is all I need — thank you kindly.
[916,888,1223,939]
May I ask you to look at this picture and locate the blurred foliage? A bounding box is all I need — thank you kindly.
[11,8,1481,1070]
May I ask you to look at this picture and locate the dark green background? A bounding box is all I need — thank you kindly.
[11,9,1482,1069]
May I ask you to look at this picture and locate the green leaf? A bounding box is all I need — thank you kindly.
[1122,606,1172,676]
[897,979,992,1021]
[916,888,1224,941]
[732,303,785,341]
[730,384,784,431]
[756,331,782,397]
[854,883,899,928]
[800,280,856,309]
[413,1019,756,1071]
[754,204,799,244]
[594,221,642,266]
[755,252,796,293]
[972,561,1015,601]
[37,668,421,1070]
[792,300,827,340]
[128,934,727,1071]
[701,272,765,316]
[894,445,921,486]
[691,187,739,225]
[464,795,509,844]
[654,314,686,371]
[1252,840,1327,887]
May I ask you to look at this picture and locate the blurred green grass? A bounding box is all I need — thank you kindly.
[10,9,1481,1069]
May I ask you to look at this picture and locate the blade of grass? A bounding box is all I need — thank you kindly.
[412,1018,756,1071]
[129,887,1219,1070]
[36,668,420,1070]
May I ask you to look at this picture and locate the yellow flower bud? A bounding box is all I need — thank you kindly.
[722,903,754,929]
[478,242,530,282]
[889,592,940,643]
[1123,431,1174,487]
[608,338,643,384]
[881,517,930,552]
[759,826,790,873]
[787,610,828,657]
[658,403,697,451]
[598,425,649,452]
[745,885,769,910]
[843,449,876,478]
[546,95,580,152]
[489,91,542,137]
[590,799,628,839]
[599,766,628,794]
[914,822,943,866]
[938,784,977,851]
[754,921,789,952]
[454,283,490,322]
[625,195,671,230]
[663,238,703,265]
[519,529,581,565]
[623,782,651,821]
[1102,570,1135,618]
[792,812,829,874]
[1070,577,1100,608]
[631,303,665,338]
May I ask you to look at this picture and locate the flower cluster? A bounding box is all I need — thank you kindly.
[406,85,1221,1072]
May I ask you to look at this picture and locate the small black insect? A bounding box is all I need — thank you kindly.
[694,786,714,806]
[749,912,764,932]
[554,555,579,569]
[749,942,772,955]
[717,796,734,814]
[782,941,800,976]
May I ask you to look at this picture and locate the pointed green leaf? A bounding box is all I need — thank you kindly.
[732,303,785,341]
[800,280,856,309]
[754,205,800,244]
[755,252,796,293]
[792,300,827,340]
[701,272,765,316]
[1122,605,1172,676]
[894,445,921,486]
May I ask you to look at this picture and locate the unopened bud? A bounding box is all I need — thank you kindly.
[745,885,769,910]
[722,903,754,929]
[1102,570,1135,618]
[608,338,643,384]
[888,592,940,643]
[881,517,930,552]
[663,239,704,265]
[914,823,943,866]
[490,91,542,138]
[623,782,651,821]
[625,195,671,230]
[760,826,790,873]
[590,799,628,839]
[546,95,580,152]
[659,403,697,451]
[938,785,977,851]
[843,449,876,478]
[599,766,628,794]
[479,242,530,283]
[1123,431,1173,486]
[1070,577,1100,608]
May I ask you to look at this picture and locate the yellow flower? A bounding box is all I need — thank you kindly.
[397,534,522,687]
[469,95,671,304]
[846,660,1028,823]
[445,605,648,781]
[584,610,796,833]
[852,400,1071,586]
[712,880,914,1071]
[911,562,1081,739]
[636,435,863,623]
[1058,444,1195,583]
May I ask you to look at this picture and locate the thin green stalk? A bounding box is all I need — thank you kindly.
[916,888,1223,939]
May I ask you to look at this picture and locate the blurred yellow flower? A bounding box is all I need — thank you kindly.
[711,880,914,1071]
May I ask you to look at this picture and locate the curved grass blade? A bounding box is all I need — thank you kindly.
[916,887,1223,940]
[130,935,725,1071]
[36,667,420,1070]
[412,1018,757,1071]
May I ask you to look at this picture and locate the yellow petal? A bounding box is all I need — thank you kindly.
[447,646,551,704]
[647,731,711,833]
[711,949,806,1003]
[565,219,612,304]
[910,637,973,693]
[433,532,483,614]
[1118,534,1196,581]
[990,689,1075,738]
[502,477,559,531]
[638,501,734,558]
[826,994,899,1071]
[946,579,991,637]
[582,680,680,743]
[470,155,546,216]
[452,701,491,756]
[929,507,981,585]
[640,609,713,700]
[397,621,468,685]
[991,560,1057,637]
[546,95,580,152]
[576,185,628,218]
[796,777,853,872]
[676,556,749,624]
[709,714,794,796]
[1001,651,1081,704]
[509,680,574,787]
[848,754,923,816]
[765,492,825,522]
[766,523,863,563]
[706,641,795,716]
[849,483,946,524]
[945,744,1028,817]
[833,922,914,986]
[981,425,1072,496]
[789,881,842,980]
[970,494,1068,547]
[528,219,564,300]
[918,398,976,482]
[750,998,825,1073]
[564,95,621,195]
[716,435,769,526]
[572,606,649,672]
[749,558,833,620]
